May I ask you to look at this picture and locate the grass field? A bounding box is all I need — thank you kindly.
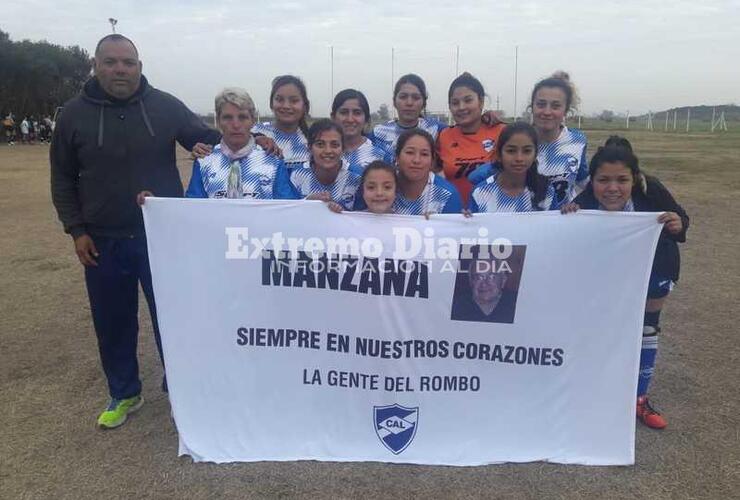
[1,129,739,499]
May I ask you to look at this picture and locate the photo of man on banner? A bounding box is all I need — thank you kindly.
[450,244,526,324]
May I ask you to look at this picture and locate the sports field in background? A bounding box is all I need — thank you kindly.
[1,129,738,499]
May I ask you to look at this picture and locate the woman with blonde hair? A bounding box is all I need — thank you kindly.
[184,87,296,199]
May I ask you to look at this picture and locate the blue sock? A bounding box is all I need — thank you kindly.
[638,316,660,396]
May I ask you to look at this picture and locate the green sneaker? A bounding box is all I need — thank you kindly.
[97,395,144,429]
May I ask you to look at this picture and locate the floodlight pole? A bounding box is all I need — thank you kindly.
[455,45,460,77]
[330,45,334,99]
[711,107,716,132]
[673,110,677,130]
[513,45,518,120]
[626,110,630,129]
[391,47,395,119]
[664,112,669,131]
[686,108,691,132]
[108,18,118,33]
[391,47,395,94]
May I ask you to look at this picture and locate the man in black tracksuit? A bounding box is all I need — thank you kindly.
[50,34,220,429]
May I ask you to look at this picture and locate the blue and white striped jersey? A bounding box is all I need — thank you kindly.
[392,173,463,215]
[537,126,589,205]
[372,117,447,158]
[289,160,363,210]
[342,137,393,171]
[185,144,297,200]
[469,170,559,213]
[251,122,310,169]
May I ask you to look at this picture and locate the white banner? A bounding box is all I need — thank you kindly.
[143,199,662,466]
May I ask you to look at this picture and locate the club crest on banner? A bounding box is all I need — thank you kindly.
[374,404,419,454]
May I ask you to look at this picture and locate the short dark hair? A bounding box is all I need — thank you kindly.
[393,74,428,111]
[94,34,139,58]
[331,89,370,122]
[448,72,485,103]
[307,118,344,148]
[604,135,634,153]
[395,128,436,161]
[589,141,640,179]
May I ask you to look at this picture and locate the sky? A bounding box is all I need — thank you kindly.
[3,0,739,117]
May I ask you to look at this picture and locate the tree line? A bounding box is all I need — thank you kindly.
[0,29,91,119]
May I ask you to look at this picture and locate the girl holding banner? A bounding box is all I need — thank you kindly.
[469,122,558,213]
[320,160,398,215]
[563,137,689,429]
[289,119,363,210]
[331,130,461,215]
[330,89,393,170]
[392,129,462,215]
[360,161,397,214]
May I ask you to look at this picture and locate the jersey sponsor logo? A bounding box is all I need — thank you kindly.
[374,404,419,454]
[340,192,355,206]
[544,173,570,203]
[566,155,579,171]
[482,139,495,152]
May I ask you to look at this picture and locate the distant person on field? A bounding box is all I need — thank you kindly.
[20,116,29,143]
[2,113,14,145]
[30,117,39,143]
[43,116,53,141]
[37,118,47,143]
[28,117,37,143]
[50,33,221,430]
